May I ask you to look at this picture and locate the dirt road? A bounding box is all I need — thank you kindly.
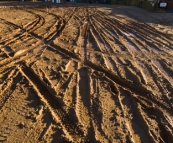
[0,2,173,142]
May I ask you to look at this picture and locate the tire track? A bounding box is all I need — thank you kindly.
[0,69,19,111]
[95,12,149,53]
[89,76,110,142]
[97,11,173,57]
[0,6,173,142]
[112,14,173,51]
[145,64,172,108]
[94,11,173,99]
[86,60,172,112]
[91,15,118,53]
[111,10,173,47]
[0,8,44,45]
[19,25,171,116]
[29,8,65,43]
[118,87,156,143]
[0,75,43,143]
[17,62,84,142]
[89,15,118,72]
[0,8,67,68]
[75,67,95,141]
[0,40,45,68]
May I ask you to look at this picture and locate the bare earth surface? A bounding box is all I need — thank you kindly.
[0,2,173,143]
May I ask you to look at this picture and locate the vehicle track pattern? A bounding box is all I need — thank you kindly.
[0,4,173,143]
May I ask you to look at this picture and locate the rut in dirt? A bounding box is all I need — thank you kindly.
[0,4,173,143]
[18,62,84,141]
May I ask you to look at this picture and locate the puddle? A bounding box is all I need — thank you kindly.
[47,40,53,45]
[124,32,130,36]
[129,33,135,37]
[141,48,148,52]
[127,41,138,52]
[108,30,118,39]
[124,32,135,37]
[2,46,13,53]
[150,46,161,52]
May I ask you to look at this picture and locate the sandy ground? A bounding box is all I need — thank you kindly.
[0,1,173,143]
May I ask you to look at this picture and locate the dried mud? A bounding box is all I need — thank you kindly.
[0,2,173,143]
